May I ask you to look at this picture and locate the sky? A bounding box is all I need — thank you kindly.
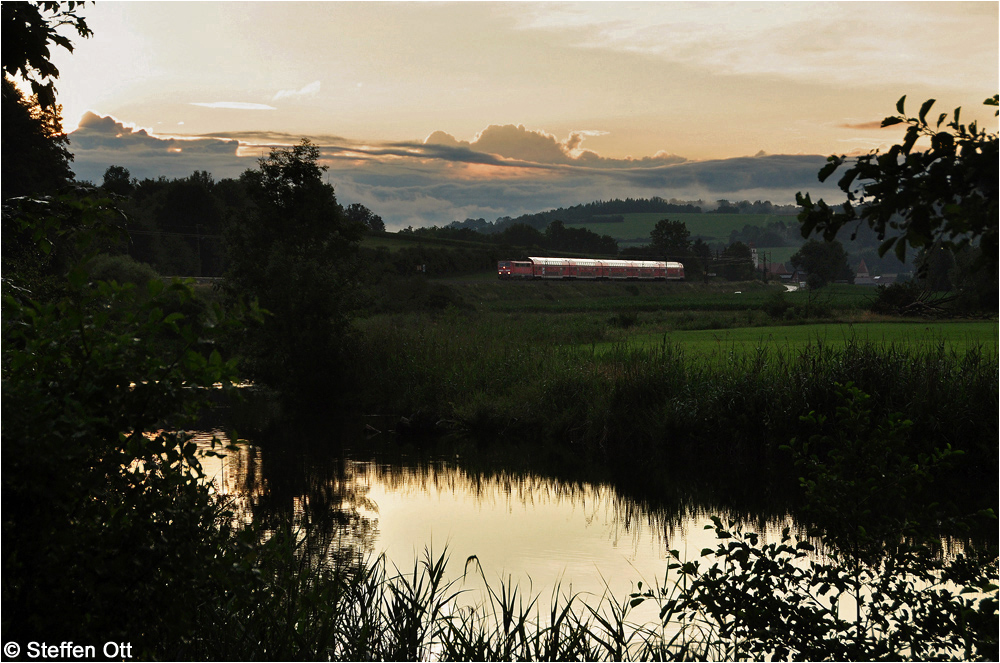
[48,1,999,229]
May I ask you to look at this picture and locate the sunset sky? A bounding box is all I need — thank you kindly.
[51,1,999,228]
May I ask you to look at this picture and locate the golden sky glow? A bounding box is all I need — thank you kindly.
[45,1,1000,227]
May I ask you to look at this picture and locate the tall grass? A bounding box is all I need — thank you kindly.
[187,541,681,661]
[346,312,998,515]
[187,528,997,661]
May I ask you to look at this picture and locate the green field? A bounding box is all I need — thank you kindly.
[435,279,875,314]
[594,321,999,358]
[569,212,798,245]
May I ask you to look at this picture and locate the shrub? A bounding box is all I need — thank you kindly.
[871,280,923,314]
[85,252,161,285]
[764,292,793,318]
[634,384,999,661]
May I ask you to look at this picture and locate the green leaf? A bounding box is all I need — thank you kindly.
[881,116,904,128]
[895,95,907,115]
[818,157,842,182]
[918,98,936,124]
[877,236,898,258]
[894,236,907,262]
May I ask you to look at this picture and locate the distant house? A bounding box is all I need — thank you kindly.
[854,258,898,286]
[855,259,877,286]
[767,262,794,281]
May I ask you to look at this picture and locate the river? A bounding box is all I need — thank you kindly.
[193,425,795,619]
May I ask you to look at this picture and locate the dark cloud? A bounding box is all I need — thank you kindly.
[421,124,688,169]
[68,114,841,228]
[69,112,245,182]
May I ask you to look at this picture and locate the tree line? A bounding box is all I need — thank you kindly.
[450,196,799,235]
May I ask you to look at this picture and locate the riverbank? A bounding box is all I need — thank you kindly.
[344,296,997,520]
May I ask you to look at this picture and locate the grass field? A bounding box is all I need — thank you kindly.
[594,320,1000,358]
[569,212,798,245]
[432,278,878,315]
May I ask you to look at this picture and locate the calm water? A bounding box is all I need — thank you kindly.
[194,427,793,614]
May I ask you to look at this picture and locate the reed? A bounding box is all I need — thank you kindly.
[346,313,997,513]
[187,541,682,661]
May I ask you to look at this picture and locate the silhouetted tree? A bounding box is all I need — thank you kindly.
[101,165,134,197]
[649,218,692,259]
[720,242,756,281]
[1,79,73,197]
[789,239,854,288]
[223,139,366,398]
[2,1,92,110]
[797,95,998,272]
[345,202,385,233]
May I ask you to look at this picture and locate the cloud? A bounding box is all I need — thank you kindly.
[69,112,245,182]
[189,101,276,110]
[68,116,841,228]
[424,124,686,168]
[838,120,892,130]
[508,3,998,91]
[272,80,321,101]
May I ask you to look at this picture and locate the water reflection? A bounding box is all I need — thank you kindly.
[193,424,799,608]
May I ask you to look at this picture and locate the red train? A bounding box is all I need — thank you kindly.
[498,257,684,280]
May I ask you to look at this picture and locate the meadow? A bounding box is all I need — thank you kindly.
[569,212,798,246]
[595,320,1000,357]
[349,276,997,511]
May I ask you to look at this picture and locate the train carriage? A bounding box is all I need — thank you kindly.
[498,257,684,281]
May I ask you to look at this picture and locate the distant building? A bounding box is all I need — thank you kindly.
[854,258,898,286]
[767,262,794,281]
[855,259,877,286]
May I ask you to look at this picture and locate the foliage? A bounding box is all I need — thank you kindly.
[223,139,366,397]
[2,189,126,301]
[719,241,756,280]
[101,164,135,197]
[107,169,241,277]
[633,384,998,661]
[797,95,998,271]
[2,1,92,110]
[870,280,924,315]
[1,199,247,654]
[405,218,618,257]
[649,218,692,259]
[1,78,74,197]
[789,239,854,288]
[544,219,618,255]
[345,202,385,233]
[85,252,161,286]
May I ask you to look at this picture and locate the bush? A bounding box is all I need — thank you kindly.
[871,280,923,314]
[86,252,160,285]
[634,384,999,661]
[764,292,793,318]
[2,193,252,656]
[609,310,640,329]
